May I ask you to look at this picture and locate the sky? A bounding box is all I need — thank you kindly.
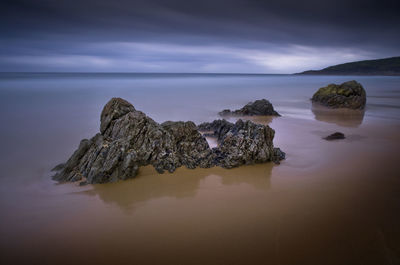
[1,0,399,73]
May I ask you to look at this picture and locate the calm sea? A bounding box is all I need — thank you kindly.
[1,73,400,265]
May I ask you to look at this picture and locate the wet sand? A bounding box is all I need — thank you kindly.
[1,74,400,265]
[2,113,400,265]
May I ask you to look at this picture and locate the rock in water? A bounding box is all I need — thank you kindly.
[198,119,285,165]
[52,98,284,184]
[324,132,346,140]
[219,99,280,116]
[214,119,283,167]
[161,121,214,169]
[311,80,366,109]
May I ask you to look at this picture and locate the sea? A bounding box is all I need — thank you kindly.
[1,73,400,265]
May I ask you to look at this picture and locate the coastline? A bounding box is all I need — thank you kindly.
[1,74,400,264]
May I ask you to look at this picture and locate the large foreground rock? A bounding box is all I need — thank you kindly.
[219,99,280,116]
[311,80,366,109]
[52,98,284,184]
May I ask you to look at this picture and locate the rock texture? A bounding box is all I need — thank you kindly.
[311,80,366,109]
[52,98,284,184]
[219,99,280,116]
[198,119,285,166]
[197,119,234,140]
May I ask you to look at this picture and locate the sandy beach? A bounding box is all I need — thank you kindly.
[1,74,400,265]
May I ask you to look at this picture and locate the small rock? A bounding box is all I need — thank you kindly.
[324,132,346,140]
[219,99,280,116]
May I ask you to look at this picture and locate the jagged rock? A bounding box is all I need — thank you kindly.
[197,119,234,141]
[324,132,345,140]
[100,97,135,133]
[219,99,280,116]
[311,80,366,109]
[161,121,215,169]
[51,163,65,172]
[52,98,284,184]
[213,119,281,168]
[198,119,285,166]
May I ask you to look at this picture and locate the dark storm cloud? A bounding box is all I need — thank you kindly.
[1,0,399,72]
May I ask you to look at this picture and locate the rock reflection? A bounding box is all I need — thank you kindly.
[311,103,365,127]
[80,163,273,211]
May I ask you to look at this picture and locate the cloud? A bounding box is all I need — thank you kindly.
[0,41,379,73]
[0,0,399,72]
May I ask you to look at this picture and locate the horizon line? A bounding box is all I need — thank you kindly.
[0,71,293,75]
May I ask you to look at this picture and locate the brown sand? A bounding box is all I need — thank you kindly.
[1,115,400,265]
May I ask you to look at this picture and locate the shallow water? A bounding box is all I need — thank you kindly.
[0,73,400,265]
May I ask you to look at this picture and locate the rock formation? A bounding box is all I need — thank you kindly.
[52,98,284,184]
[219,99,280,116]
[311,80,366,109]
[197,119,234,140]
[198,119,285,167]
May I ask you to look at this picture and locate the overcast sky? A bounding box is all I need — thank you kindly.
[1,0,399,73]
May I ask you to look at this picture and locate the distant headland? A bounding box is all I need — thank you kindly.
[297,56,400,76]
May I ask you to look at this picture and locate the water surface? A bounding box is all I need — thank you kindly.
[0,73,400,265]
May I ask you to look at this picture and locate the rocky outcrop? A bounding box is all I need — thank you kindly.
[161,121,214,169]
[52,98,284,184]
[197,119,234,140]
[198,119,285,166]
[311,80,366,109]
[219,99,280,116]
[100,97,135,134]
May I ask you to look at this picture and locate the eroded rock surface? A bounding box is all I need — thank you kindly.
[311,80,366,109]
[197,119,234,140]
[198,119,285,166]
[52,98,284,184]
[219,99,280,116]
